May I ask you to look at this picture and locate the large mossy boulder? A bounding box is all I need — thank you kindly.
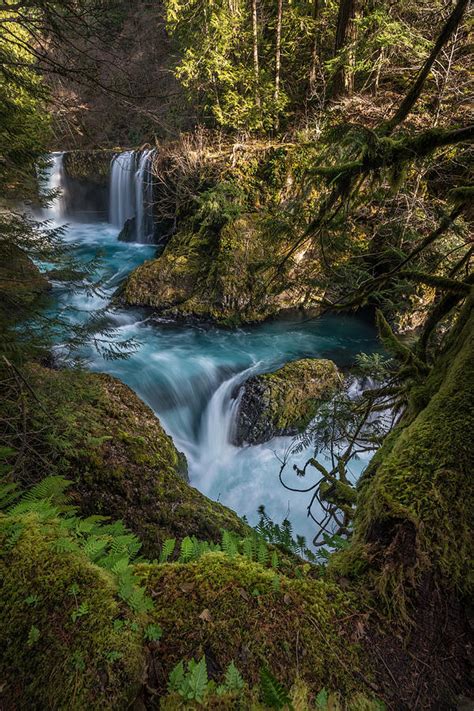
[232,358,340,445]
[8,366,247,556]
[138,552,368,703]
[122,215,320,325]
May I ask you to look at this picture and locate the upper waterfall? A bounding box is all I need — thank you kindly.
[42,152,65,221]
[109,151,136,229]
[109,148,156,243]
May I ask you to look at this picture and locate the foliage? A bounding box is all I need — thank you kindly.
[0,476,154,615]
[260,666,292,709]
[166,656,245,704]
[0,12,50,200]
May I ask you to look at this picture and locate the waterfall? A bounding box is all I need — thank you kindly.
[187,364,260,490]
[42,152,65,221]
[135,149,155,243]
[109,151,136,229]
[109,148,155,243]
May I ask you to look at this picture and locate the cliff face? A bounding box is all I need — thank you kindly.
[61,150,114,221]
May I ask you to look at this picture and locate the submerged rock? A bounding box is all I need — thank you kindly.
[232,358,340,445]
[118,216,136,242]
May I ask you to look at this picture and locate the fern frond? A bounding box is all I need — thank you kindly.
[159,538,176,564]
[260,667,292,710]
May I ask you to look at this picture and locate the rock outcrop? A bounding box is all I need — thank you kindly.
[122,214,323,324]
[62,150,114,220]
[232,358,340,445]
[9,365,247,556]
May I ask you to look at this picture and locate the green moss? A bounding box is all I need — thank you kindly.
[122,141,328,325]
[332,301,474,610]
[234,359,340,445]
[0,513,144,709]
[261,359,340,431]
[8,366,247,557]
[137,552,371,701]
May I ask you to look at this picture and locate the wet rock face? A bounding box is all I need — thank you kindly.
[231,358,340,446]
[62,150,114,221]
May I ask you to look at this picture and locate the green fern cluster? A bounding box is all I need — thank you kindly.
[255,506,317,562]
[158,528,281,570]
[167,656,244,704]
[0,476,153,615]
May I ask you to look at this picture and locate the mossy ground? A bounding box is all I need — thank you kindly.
[138,552,373,706]
[0,513,145,710]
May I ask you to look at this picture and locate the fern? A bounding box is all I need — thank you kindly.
[221,661,244,692]
[2,476,156,620]
[242,536,254,561]
[221,530,237,558]
[186,657,208,702]
[127,588,154,614]
[159,538,176,563]
[168,661,185,693]
[257,540,269,566]
[315,688,329,709]
[260,667,293,710]
[22,476,73,508]
[0,481,21,510]
[51,537,80,554]
[144,623,163,642]
[179,536,195,563]
[271,550,279,569]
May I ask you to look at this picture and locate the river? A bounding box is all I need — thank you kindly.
[42,152,380,547]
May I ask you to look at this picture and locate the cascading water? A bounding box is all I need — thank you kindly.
[109,151,136,229]
[135,149,155,243]
[42,152,65,221]
[109,148,155,243]
[42,153,381,546]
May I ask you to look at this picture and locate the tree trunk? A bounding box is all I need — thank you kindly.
[274,0,283,104]
[251,0,261,108]
[273,0,283,128]
[381,0,469,134]
[308,0,322,99]
[332,0,357,99]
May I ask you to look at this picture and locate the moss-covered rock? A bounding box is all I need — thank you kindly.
[138,552,369,703]
[0,512,145,710]
[121,140,329,325]
[332,297,474,611]
[8,366,247,556]
[122,214,322,325]
[232,359,340,445]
